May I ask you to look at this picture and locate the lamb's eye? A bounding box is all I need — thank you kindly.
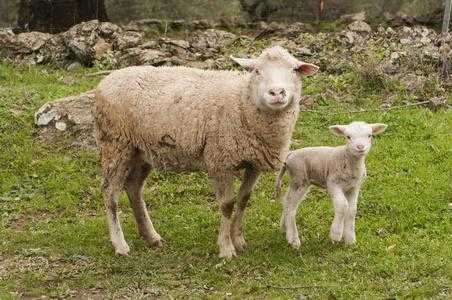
[254,69,260,75]
[347,135,351,139]
[368,134,372,138]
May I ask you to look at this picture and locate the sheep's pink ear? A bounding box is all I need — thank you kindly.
[329,125,346,136]
[295,63,319,76]
[371,123,387,135]
[230,56,257,70]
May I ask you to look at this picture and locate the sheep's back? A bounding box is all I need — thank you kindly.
[94,66,248,171]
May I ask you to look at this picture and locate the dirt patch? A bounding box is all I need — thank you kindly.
[7,211,59,232]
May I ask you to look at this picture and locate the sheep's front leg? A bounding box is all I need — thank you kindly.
[231,168,260,252]
[343,187,359,245]
[281,181,309,249]
[327,183,348,243]
[211,176,236,258]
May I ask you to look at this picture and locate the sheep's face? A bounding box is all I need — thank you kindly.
[231,46,319,112]
[329,122,387,157]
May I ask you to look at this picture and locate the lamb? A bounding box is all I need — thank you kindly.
[93,46,319,258]
[274,121,387,248]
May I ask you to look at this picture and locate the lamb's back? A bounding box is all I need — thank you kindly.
[287,146,341,187]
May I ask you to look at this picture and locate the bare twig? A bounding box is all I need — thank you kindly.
[300,100,431,115]
[441,0,452,78]
[265,284,333,290]
[245,28,279,51]
[85,70,114,77]
[164,19,168,37]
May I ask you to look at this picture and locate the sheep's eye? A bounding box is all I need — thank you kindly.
[368,134,372,138]
[254,69,260,75]
[347,135,351,139]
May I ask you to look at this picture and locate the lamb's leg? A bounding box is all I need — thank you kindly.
[343,187,359,245]
[125,155,162,248]
[100,142,133,256]
[327,183,349,243]
[281,181,309,249]
[211,175,236,258]
[230,168,260,252]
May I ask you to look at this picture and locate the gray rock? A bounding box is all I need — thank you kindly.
[114,31,144,51]
[34,90,96,149]
[0,29,66,64]
[400,38,411,45]
[341,11,366,23]
[55,121,67,131]
[298,47,312,56]
[344,30,360,44]
[347,21,371,33]
[190,29,236,54]
[420,36,431,45]
[390,52,400,61]
[119,47,169,66]
[35,104,60,126]
[66,61,82,71]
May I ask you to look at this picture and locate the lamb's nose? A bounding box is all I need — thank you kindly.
[356,144,365,150]
[269,88,286,97]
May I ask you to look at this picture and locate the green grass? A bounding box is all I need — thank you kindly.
[0,62,451,299]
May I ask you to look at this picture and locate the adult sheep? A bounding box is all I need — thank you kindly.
[93,46,319,258]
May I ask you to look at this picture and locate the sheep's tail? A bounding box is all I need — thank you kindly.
[273,161,287,201]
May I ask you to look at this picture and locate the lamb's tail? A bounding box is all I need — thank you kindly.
[273,161,287,201]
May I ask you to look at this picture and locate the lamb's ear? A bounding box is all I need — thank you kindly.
[230,56,257,70]
[329,125,346,136]
[370,123,387,135]
[295,62,319,76]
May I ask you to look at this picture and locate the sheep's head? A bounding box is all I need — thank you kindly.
[231,46,319,112]
[329,122,387,157]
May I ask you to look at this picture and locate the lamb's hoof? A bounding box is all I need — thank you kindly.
[287,237,301,249]
[343,237,356,245]
[114,244,130,256]
[330,232,343,243]
[232,235,247,252]
[280,217,286,233]
[219,245,237,259]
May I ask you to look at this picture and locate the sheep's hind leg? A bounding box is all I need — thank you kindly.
[212,175,236,258]
[125,154,163,248]
[281,181,309,249]
[231,168,260,252]
[101,142,133,256]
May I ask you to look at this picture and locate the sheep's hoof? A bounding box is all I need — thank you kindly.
[141,233,164,248]
[232,235,247,252]
[149,237,164,248]
[219,245,237,259]
[114,244,130,256]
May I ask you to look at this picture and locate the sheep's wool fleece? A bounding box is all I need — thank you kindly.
[94,66,300,176]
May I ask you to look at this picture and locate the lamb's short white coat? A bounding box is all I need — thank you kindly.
[274,121,387,248]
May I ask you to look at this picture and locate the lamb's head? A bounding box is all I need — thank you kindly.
[329,121,387,157]
[231,46,319,112]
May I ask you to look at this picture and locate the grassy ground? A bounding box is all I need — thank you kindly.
[0,62,451,299]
